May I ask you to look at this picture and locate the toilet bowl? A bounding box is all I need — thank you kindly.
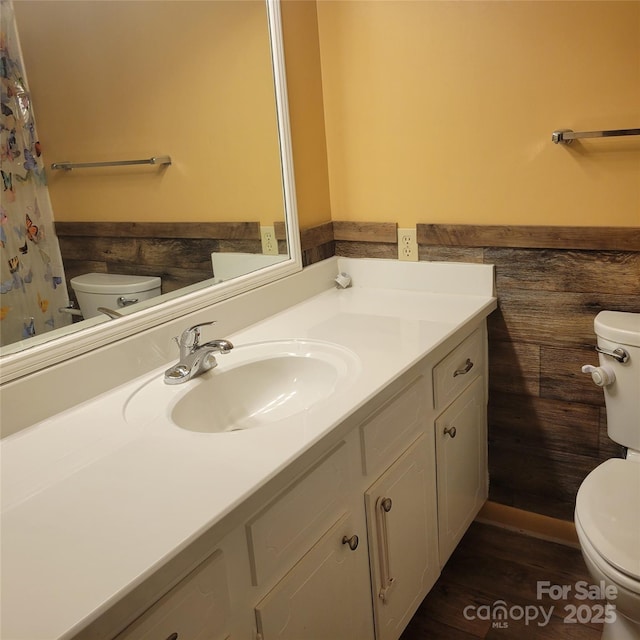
[577,311,640,639]
[575,459,640,639]
[70,273,162,319]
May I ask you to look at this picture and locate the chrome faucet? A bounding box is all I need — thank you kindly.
[164,321,233,385]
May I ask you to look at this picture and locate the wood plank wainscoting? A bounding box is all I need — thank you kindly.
[56,221,288,305]
[303,222,640,523]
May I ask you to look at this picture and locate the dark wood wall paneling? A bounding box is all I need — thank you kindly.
[300,221,335,266]
[303,222,640,522]
[55,221,287,301]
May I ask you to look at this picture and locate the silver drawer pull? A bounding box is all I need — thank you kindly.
[376,496,395,602]
[453,358,474,377]
[342,534,359,551]
[444,426,457,438]
[595,346,630,363]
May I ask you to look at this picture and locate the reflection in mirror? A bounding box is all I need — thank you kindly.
[0,0,297,362]
[0,0,296,354]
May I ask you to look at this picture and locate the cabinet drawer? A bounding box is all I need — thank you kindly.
[115,550,229,640]
[360,376,427,478]
[247,442,349,586]
[433,327,483,411]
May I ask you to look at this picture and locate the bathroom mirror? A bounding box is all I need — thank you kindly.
[0,0,301,383]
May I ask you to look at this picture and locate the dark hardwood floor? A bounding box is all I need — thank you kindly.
[402,522,605,639]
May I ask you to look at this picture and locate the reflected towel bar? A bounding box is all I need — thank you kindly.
[551,128,640,145]
[50,155,172,171]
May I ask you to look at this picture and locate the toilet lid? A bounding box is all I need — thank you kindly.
[70,273,161,294]
[575,458,640,580]
[594,311,640,347]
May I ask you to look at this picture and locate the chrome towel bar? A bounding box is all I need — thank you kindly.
[51,155,172,171]
[552,128,640,145]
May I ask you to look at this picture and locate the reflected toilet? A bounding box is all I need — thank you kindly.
[70,273,162,319]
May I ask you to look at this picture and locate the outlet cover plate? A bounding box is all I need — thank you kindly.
[261,226,279,256]
[398,228,418,261]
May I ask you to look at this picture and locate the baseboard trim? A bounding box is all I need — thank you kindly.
[476,501,580,549]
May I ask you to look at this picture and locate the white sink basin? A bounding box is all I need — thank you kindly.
[124,340,361,433]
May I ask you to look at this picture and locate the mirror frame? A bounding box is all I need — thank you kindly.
[0,0,301,385]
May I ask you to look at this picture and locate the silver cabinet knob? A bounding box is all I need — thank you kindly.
[380,497,392,513]
[444,425,457,438]
[342,534,359,551]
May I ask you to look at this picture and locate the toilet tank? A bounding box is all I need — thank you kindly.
[70,273,162,319]
[594,311,640,451]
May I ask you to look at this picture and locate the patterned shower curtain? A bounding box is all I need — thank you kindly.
[0,0,70,347]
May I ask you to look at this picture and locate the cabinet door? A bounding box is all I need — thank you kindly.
[254,513,373,640]
[365,435,439,640]
[115,551,230,640]
[435,376,487,566]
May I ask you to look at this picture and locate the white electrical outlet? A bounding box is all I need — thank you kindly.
[398,227,418,261]
[261,225,279,256]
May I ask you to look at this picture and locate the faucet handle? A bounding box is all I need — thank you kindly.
[175,321,216,354]
[185,321,215,345]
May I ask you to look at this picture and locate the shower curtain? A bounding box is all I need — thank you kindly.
[0,0,70,347]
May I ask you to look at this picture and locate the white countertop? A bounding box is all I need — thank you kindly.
[1,260,496,640]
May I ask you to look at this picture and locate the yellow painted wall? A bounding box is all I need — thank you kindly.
[14,1,640,229]
[281,0,332,229]
[314,0,640,227]
[14,1,284,224]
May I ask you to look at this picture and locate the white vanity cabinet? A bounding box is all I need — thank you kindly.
[433,327,488,566]
[99,323,490,640]
[1,258,498,640]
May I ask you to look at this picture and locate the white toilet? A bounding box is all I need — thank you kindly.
[576,310,640,640]
[70,273,162,319]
